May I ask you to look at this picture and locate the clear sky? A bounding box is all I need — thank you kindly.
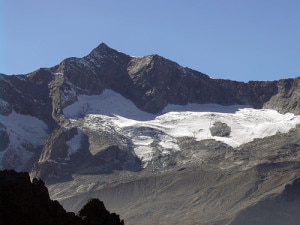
[1,0,300,82]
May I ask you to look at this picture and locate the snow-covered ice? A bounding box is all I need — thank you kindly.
[0,111,48,169]
[66,128,83,158]
[63,89,300,164]
[64,90,154,121]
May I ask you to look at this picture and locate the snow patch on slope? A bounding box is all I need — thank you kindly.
[64,90,154,121]
[0,111,48,170]
[0,98,9,108]
[154,107,298,147]
[63,89,300,165]
[66,129,83,160]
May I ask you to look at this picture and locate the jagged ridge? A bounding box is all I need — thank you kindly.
[0,169,124,225]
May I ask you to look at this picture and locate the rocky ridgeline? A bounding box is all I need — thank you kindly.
[1,43,299,123]
[0,169,124,225]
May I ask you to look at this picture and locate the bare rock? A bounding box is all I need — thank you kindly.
[210,121,231,137]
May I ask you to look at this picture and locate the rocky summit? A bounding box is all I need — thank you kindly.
[0,43,300,224]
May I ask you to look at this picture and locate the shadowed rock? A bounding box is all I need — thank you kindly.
[79,198,124,225]
[0,170,124,225]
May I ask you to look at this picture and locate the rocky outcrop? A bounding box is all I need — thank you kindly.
[0,70,55,127]
[0,169,124,225]
[264,77,300,115]
[32,127,141,182]
[78,199,124,225]
[31,128,71,181]
[210,121,231,137]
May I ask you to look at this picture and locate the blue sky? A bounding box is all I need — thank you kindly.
[1,0,300,82]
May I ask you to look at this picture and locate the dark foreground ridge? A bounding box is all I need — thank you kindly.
[0,169,124,225]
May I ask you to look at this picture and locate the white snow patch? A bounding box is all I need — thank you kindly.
[153,106,300,147]
[131,135,156,165]
[66,129,83,159]
[0,111,48,169]
[0,111,48,146]
[0,98,9,108]
[134,146,154,163]
[132,135,154,146]
[159,135,180,152]
[63,90,154,121]
[63,89,300,164]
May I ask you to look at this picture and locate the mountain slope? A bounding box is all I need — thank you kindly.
[50,124,300,225]
[1,42,300,224]
[1,43,299,175]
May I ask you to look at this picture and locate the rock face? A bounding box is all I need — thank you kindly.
[31,127,141,182]
[0,169,124,225]
[0,70,54,127]
[264,78,300,115]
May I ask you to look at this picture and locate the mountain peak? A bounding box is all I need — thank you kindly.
[86,42,130,62]
[90,42,113,54]
[95,42,110,51]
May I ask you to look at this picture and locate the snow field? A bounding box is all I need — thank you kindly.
[0,111,48,169]
[63,89,300,164]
